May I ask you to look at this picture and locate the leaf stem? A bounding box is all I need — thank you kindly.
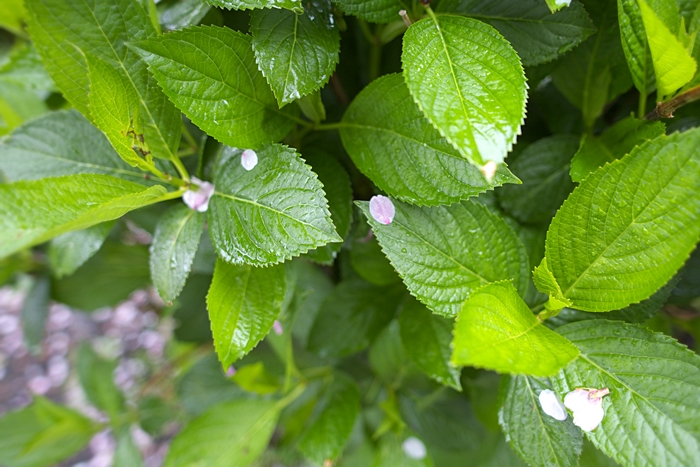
[638,89,648,118]
[644,84,700,120]
[170,155,191,183]
[311,122,346,131]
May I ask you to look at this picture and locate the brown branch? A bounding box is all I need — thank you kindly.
[645,84,700,120]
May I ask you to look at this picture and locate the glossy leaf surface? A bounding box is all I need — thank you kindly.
[402,14,527,166]
[358,199,529,317]
[332,0,408,23]
[203,0,302,13]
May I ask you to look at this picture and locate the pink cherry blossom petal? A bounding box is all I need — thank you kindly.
[273,320,283,335]
[539,389,567,421]
[183,177,215,212]
[369,195,395,225]
[241,149,258,171]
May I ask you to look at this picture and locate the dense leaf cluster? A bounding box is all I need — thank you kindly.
[0,0,699,466]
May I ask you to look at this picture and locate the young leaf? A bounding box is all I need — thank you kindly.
[499,375,583,467]
[402,13,527,166]
[0,397,97,467]
[207,259,286,369]
[208,145,340,266]
[553,320,700,467]
[251,2,340,106]
[552,0,632,128]
[0,174,167,259]
[77,344,125,422]
[398,297,461,390]
[303,150,353,265]
[357,199,529,317]
[340,73,519,206]
[497,135,579,225]
[298,374,361,464]
[451,281,579,376]
[150,205,205,303]
[203,0,303,13]
[52,242,151,311]
[637,0,697,97]
[0,110,152,184]
[49,222,115,278]
[438,0,596,66]
[164,399,281,467]
[129,25,298,149]
[332,0,408,23]
[545,128,700,311]
[307,279,404,357]
[569,116,665,182]
[25,0,181,162]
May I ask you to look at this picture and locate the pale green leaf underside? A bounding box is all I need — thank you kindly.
[332,0,409,23]
[358,199,529,317]
[251,3,340,106]
[398,297,461,389]
[638,0,696,96]
[150,205,205,303]
[499,375,582,467]
[207,259,286,369]
[553,320,700,467]
[298,375,361,464]
[203,0,302,13]
[402,14,527,166]
[129,25,297,149]
[164,399,280,467]
[438,0,595,66]
[0,174,166,259]
[570,116,665,182]
[546,128,700,311]
[340,73,519,206]
[451,281,579,376]
[0,110,148,184]
[209,145,340,266]
[25,0,181,162]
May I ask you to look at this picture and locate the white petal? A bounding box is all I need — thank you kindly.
[241,149,258,171]
[183,177,215,212]
[538,389,567,421]
[480,161,498,182]
[402,437,427,460]
[564,388,591,412]
[572,399,604,432]
[369,195,395,225]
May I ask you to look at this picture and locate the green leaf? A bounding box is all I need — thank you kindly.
[534,258,574,310]
[570,116,665,182]
[546,0,573,13]
[340,73,519,206]
[499,375,583,467]
[0,397,97,467]
[369,320,412,385]
[129,25,298,149]
[349,229,400,285]
[25,0,181,162]
[231,361,282,394]
[553,320,700,467]
[251,2,340,106]
[438,0,596,66]
[451,281,579,375]
[545,128,700,311]
[77,344,125,421]
[299,374,361,464]
[0,0,26,35]
[113,427,144,467]
[357,199,529,317]
[332,0,408,23]
[0,43,55,92]
[637,0,697,97]
[303,150,352,265]
[48,222,115,278]
[203,0,303,13]
[307,279,404,357]
[150,205,204,302]
[297,91,326,123]
[0,81,48,134]
[52,241,151,311]
[172,274,213,343]
[0,110,152,184]
[552,0,633,128]
[0,174,167,259]
[497,135,579,225]
[176,353,244,416]
[402,13,527,166]
[159,0,212,30]
[207,259,286,369]
[21,276,50,353]
[164,399,281,467]
[208,145,340,266]
[398,297,461,389]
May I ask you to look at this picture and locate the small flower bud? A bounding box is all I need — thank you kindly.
[538,389,567,421]
[369,195,395,225]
